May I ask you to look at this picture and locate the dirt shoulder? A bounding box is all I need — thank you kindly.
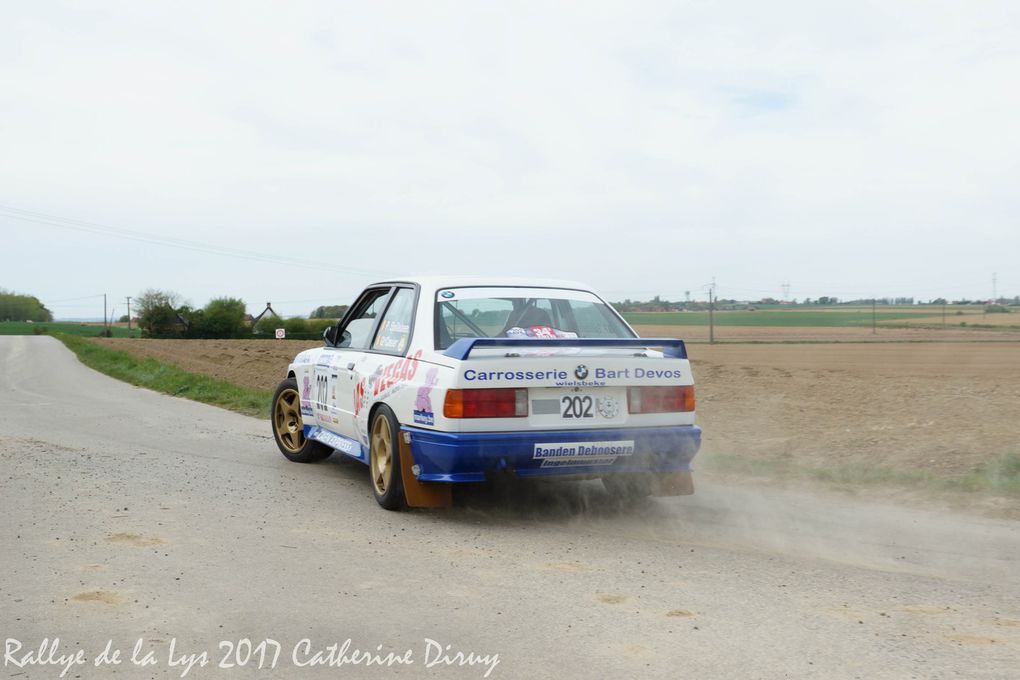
[92,338,318,391]
[89,335,1020,514]
[689,342,1020,476]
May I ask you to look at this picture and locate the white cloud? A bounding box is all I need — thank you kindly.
[1,0,1017,315]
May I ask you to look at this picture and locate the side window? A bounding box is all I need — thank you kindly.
[372,288,415,354]
[338,289,391,349]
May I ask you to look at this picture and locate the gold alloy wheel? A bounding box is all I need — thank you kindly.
[371,414,393,496]
[273,388,305,453]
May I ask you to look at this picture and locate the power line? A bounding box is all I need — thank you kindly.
[0,204,394,278]
[40,293,105,304]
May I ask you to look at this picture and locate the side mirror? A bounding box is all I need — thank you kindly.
[338,330,352,348]
[323,326,337,345]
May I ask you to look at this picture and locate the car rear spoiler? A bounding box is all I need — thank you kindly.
[443,338,688,360]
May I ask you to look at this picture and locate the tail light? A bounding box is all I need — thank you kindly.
[444,388,528,418]
[627,385,695,413]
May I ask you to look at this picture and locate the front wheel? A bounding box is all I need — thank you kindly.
[271,378,331,463]
[369,405,406,510]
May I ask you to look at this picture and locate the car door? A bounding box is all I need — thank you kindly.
[347,286,419,447]
[315,287,393,445]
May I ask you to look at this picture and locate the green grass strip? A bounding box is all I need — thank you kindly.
[0,320,133,337]
[56,333,272,418]
[622,310,943,327]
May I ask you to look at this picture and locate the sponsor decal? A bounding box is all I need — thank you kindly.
[463,366,685,385]
[413,367,440,427]
[465,368,569,382]
[541,457,616,468]
[374,320,411,351]
[533,440,635,468]
[353,350,424,417]
[306,426,363,458]
[554,377,608,387]
[504,326,579,339]
[300,375,313,416]
[596,395,620,419]
[533,441,635,459]
[633,368,685,379]
[590,367,686,380]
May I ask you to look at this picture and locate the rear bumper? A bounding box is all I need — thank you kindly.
[403,425,702,483]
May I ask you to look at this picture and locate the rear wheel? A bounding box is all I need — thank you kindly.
[271,378,331,463]
[369,405,405,510]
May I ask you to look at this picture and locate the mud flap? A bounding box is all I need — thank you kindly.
[399,438,452,508]
[650,471,694,496]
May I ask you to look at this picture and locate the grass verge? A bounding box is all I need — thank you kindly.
[56,333,272,418]
[1,320,132,337]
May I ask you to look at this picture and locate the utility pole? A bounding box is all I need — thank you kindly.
[709,279,716,345]
[103,293,108,335]
[125,297,132,336]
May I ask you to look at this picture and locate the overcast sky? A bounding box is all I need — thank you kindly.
[2,1,1018,318]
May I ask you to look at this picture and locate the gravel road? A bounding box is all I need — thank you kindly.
[2,336,1018,679]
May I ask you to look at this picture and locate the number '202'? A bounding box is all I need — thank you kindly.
[561,395,593,418]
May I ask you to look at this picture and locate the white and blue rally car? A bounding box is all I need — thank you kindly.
[271,277,701,510]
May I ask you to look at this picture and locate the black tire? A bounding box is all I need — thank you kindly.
[271,377,332,463]
[369,405,406,510]
[602,473,653,503]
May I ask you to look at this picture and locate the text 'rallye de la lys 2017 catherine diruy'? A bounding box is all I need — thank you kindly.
[270,277,701,510]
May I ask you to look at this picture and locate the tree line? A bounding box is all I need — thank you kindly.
[0,289,53,322]
[135,289,347,339]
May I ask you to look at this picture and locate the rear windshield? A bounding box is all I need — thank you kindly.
[435,287,634,349]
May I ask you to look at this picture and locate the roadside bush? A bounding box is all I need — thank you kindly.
[136,289,185,338]
[188,297,248,338]
[308,319,335,336]
[253,315,281,336]
[985,304,1010,314]
[283,317,310,336]
[310,304,349,319]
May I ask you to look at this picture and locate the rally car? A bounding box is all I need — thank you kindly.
[271,277,701,510]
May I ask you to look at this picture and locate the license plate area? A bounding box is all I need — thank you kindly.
[531,388,626,421]
[560,394,595,419]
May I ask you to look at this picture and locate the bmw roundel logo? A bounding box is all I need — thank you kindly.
[574,365,589,380]
[440,291,455,299]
